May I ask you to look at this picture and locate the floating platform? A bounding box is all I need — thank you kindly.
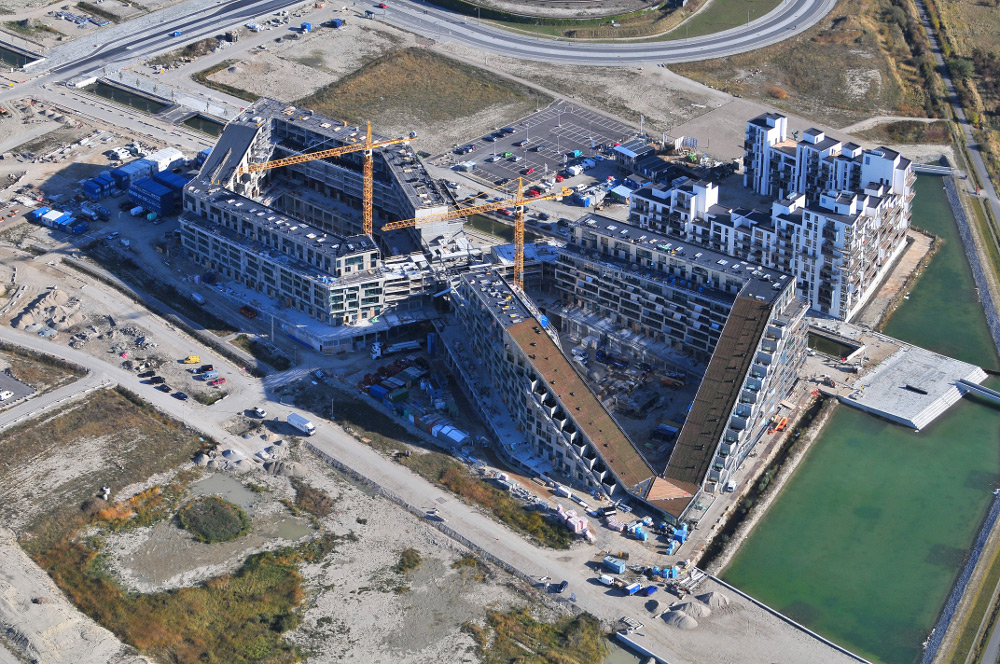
[810,320,988,430]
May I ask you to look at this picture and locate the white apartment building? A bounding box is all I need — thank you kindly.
[629,113,915,320]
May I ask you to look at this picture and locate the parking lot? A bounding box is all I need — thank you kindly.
[437,101,636,187]
[0,371,37,407]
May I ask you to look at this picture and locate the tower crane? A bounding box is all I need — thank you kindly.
[221,122,416,236]
[381,178,571,290]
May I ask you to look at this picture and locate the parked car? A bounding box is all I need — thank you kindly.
[555,580,569,593]
[138,370,156,378]
[198,364,214,373]
[156,384,172,393]
[149,376,165,385]
[239,305,258,319]
[0,390,14,401]
[515,139,529,147]
[209,378,227,387]
[173,392,189,401]
[532,144,547,152]
[253,406,268,418]
[537,212,550,221]
[522,167,535,175]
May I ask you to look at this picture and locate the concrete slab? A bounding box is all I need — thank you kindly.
[810,319,987,430]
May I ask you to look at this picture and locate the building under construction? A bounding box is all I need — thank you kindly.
[180,98,478,346]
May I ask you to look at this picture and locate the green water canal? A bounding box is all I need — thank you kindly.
[723,176,1000,664]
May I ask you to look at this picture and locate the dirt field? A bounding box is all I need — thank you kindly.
[671,0,943,128]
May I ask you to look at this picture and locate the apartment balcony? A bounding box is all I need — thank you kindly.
[745,376,764,392]
[730,414,748,430]
[724,429,740,444]
[740,389,758,405]
[761,340,778,354]
[751,362,769,378]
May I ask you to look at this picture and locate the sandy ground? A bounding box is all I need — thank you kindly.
[0,527,150,664]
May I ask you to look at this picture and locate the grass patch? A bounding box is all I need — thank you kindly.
[178,495,251,543]
[232,334,291,371]
[7,388,209,549]
[291,478,335,518]
[2,20,61,38]
[465,608,607,664]
[452,553,489,581]
[90,471,196,531]
[76,2,122,23]
[192,59,261,103]
[297,48,550,127]
[194,390,227,405]
[859,120,952,144]
[394,547,422,574]
[152,37,217,66]
[0,340,87,392]
[34,538,305,664]
[405,455,573,549]
[947,538,1000,663]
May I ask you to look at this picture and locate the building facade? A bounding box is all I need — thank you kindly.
[628,113,914,320]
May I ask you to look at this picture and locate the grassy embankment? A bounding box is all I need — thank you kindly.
[0,340,87,392]
[296,48,550,128]
[232,334,292,371]
[673,0,944,126]
[465,608,607,664]
[193,59,261,103]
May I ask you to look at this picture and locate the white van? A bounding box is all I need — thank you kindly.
[0,390,13,401]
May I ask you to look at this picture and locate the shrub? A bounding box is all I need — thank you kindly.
[291,479,335,518]
[394,548,422,574]
[766,85,789,99]
[178,496,251,543]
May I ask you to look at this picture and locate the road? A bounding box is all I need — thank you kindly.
[376,0,837,65]
[913,0,1000,224]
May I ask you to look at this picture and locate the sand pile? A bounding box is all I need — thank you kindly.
[672,601,712,618]
[12,290,84,331]
[696,591,731,610]
[663,610,698,630]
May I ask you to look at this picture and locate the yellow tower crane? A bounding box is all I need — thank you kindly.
[381,178,571,290]
[224,122,416,236]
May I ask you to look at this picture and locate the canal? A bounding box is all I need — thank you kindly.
[182,114,225,137]
[722,176,1000,664]
[84,81,170,115]
[0,43,38,68]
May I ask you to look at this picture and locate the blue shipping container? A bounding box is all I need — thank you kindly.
[369,384,390,400]
[29,207,50,220]
[129,177,176,215]
[151,171,190,192]
[70,221,89,234]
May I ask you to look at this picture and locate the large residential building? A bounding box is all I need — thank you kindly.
[442,206,808,519]
[179,99,470,345]
[628,113,914,320]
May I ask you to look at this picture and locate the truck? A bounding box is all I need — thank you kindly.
[567,165,584,177]
[624,582,642,596]
[182,355,201,364]
[129,206,145,217]
[569,149,583,158]
[191,292,206,305]
[598,574,615,586]
[288,412,316,436]
[602,555,627,574]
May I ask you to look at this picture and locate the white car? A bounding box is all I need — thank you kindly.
[0,390,13,401]
[253,406,267,418]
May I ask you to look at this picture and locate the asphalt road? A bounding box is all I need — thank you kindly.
[379,0,838,65]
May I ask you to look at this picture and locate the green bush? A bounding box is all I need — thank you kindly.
[178,496,251,543]
[394,547,423,573]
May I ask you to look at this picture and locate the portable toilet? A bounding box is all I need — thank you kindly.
[301,22,311,32]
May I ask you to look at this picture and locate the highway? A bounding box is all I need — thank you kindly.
[369,0,837,65]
